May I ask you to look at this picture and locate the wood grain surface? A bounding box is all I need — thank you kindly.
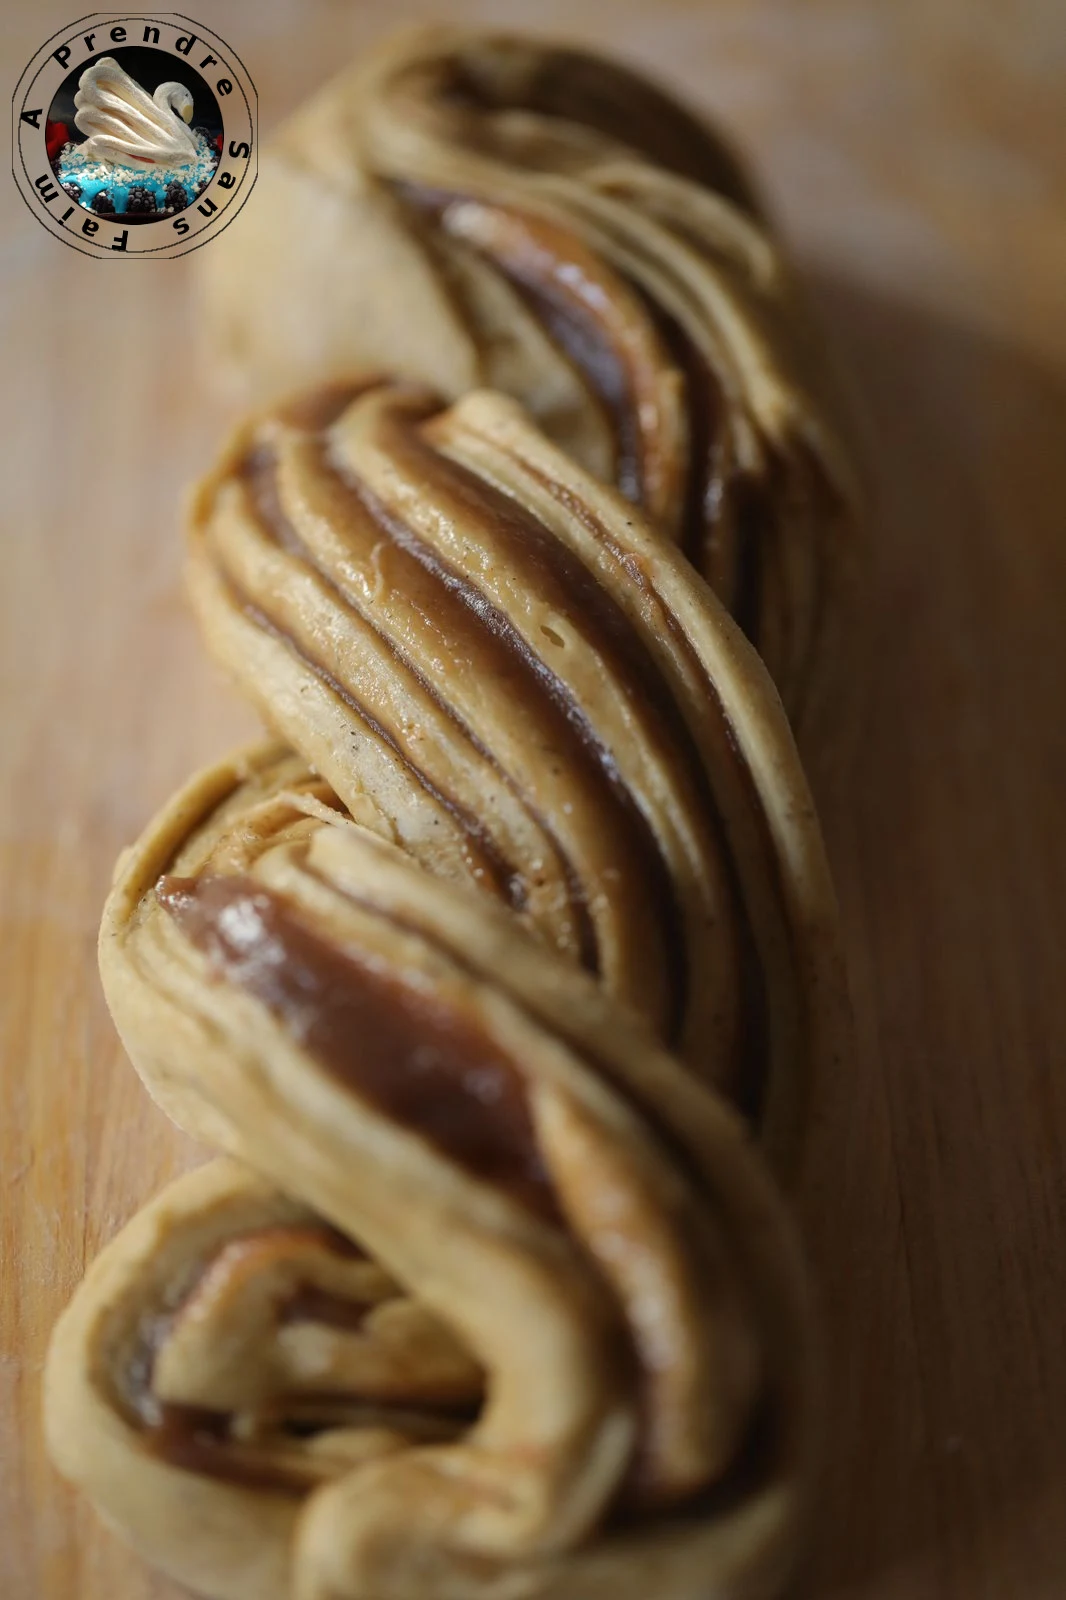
[3,3,1065,1597]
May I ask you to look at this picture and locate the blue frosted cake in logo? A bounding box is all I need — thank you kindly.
[51,56,220,219]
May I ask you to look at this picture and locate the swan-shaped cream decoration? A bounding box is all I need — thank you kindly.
[73,56,199,167]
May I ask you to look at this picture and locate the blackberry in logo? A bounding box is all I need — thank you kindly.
[125,184,159,216]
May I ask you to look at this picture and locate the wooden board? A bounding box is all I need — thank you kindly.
[3,3,1065,1596]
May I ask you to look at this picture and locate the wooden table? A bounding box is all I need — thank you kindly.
[4,3,1065,1595]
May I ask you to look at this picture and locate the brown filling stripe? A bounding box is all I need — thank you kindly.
[237,440,602,969]
[230,574,526,911]
[398,184,646,505]
[157,873,560,1223]
[484,444,773,1119]
[398,183,765,648]
[329,407,691,1034]
[419,45,760,209]
[228,420,696,1034]
[151,865,769,1513]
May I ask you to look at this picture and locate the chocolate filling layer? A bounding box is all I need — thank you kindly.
[279,1285,379,1330]
[338,405,693,1034]
[235,451,528,928]
[229,571,528,914]
[636,292,766,656]
[145,1393,479,1494]
[157,873,559,1222]
[397,186,647,504]
[424,44,760,211]
[129,1221,478,1491]
[483,242,645,506]
[236,440,592,961]
[492,450,772,1119]
[230,416,691,1036]
[255,870,768,1513]
[399,186,762,642]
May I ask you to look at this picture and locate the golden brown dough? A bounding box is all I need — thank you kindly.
[201,27,861,720]
[48,743,817,1600]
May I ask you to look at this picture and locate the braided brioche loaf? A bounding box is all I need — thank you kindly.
[47,28,855,1600]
